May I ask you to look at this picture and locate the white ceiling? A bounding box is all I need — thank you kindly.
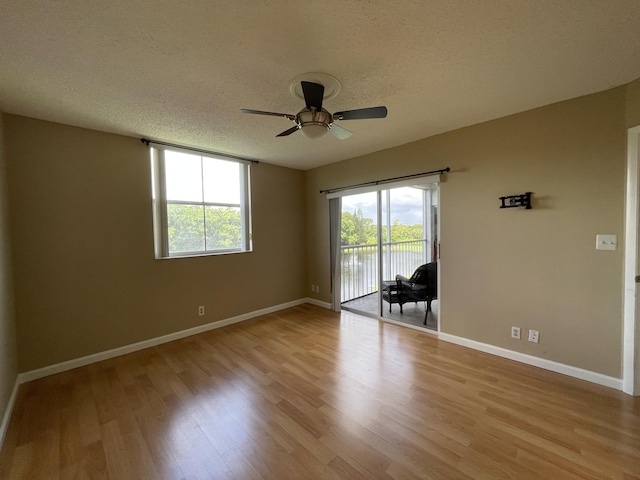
[2,1,640,171]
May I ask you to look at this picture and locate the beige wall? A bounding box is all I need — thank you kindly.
[4,115,307,372]
[0,113,18,429]
[306,86,627,377]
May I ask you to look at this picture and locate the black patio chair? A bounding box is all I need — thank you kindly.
[384,262,437,325]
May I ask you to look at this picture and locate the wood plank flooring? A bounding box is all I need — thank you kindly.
[1,303,639,479]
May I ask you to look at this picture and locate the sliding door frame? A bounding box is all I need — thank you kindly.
[328,174,441,330]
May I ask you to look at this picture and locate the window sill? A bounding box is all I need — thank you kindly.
[155,249,252,260]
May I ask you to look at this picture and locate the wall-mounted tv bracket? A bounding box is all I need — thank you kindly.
[499,192,532,209]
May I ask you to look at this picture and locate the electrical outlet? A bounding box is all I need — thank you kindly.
[511,326,521,339]
[311,284,315,292]
[198,306,205,316]
[316,285,320,293]
[528,329,539,343]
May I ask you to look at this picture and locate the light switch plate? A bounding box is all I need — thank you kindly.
[596,234,617,251]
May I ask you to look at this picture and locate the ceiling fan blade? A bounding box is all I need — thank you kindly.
[276,126,300,137]
[334,106,388,120]
[241,109,296,121]
[301,81,324,110]
[328,124,353,140]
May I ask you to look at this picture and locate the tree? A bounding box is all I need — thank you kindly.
[389,219,423,242]
[205,207,241,249]
[167,204,204,253]
[341,209,376,246]
[341,210,425,247]
[167,204,241,253]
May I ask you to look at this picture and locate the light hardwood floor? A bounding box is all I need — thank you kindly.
[1,304,639,479]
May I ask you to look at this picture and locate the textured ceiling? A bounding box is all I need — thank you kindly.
[2,1,640,170]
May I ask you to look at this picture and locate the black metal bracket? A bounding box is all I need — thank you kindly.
[499,192,532,209]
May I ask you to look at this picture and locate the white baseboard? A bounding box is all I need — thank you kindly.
[0,377,20,452]
[18,298,309,384]
[305,297,332,309]
[438,332,623,391]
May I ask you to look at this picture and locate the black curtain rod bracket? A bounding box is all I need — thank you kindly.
[320,167,450,194]
[140,138,259,165]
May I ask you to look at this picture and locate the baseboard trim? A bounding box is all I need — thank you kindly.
[18,298,309,384]
[14,299,621,419]
[438,333,623,391]
[305,297,332,309]
[0,377,20,452]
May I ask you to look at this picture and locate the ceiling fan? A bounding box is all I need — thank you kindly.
[241,81,387,139]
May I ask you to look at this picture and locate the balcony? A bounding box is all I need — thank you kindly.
[341,239,431,302]
[340,239,438,330]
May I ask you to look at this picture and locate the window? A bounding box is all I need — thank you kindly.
[150,147,252,258]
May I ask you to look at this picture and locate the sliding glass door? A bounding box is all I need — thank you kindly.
[336,180,439,330]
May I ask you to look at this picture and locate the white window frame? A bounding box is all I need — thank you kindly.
[150,146,252,258]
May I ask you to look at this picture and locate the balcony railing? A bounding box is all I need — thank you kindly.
[341,239,431,303]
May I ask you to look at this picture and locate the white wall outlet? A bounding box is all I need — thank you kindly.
[511,326,521,339]
[316,285,320,293]
[311,284,315,292]
[198,306,205,316]
[528,329,539,343]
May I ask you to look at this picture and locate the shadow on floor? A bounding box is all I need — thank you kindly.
[341,292,438,331]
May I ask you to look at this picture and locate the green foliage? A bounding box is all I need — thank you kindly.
[167,204,241,253]
[341,209,376,246]
[205,206,241,250]
[341,210,424,246]
[388,219,423,242]
[167,204,204,253]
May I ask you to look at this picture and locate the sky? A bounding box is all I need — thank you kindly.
[341,187,426,225]
[164,150,241,204]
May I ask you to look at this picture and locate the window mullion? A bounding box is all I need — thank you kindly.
[201,156,207,252]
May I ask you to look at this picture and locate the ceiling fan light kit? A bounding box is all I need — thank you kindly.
[297,108,332,139]
[242,77,387,140]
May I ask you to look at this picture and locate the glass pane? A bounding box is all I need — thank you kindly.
[205,206,241,250]
[381,190,391,281]
[381,185,437,330]
[386,187,426,279]
[340,192,378,304]
[389,187,424,241]
[167,204,205,254]
[203,158,241,204]
[164,151,203,202]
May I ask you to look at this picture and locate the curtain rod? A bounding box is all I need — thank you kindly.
[140,138,259,165]
[319,167,450,194]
